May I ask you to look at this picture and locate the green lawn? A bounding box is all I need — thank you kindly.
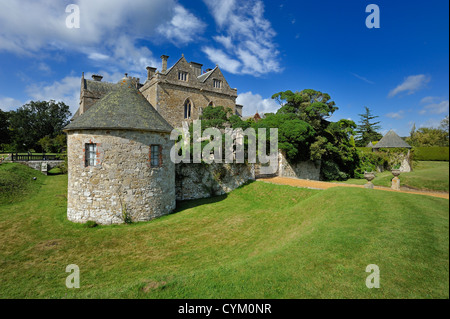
[0,163,448,298]
[340,161,449,192]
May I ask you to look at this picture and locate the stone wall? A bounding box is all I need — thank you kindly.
[67,129,175,225]
[13,160,63,174]
[277,151,321,180]
[175,162,255,200]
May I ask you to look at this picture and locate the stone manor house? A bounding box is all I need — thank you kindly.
[64,54,248,225]
[74,54,243,129]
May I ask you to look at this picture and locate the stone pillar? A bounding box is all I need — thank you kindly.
[364,182,374,189]
[391,177,400,190]
[41,162,48,175]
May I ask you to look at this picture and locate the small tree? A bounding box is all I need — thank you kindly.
[355,106,383,147]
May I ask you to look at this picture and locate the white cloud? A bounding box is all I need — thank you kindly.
[236,91,279,116]
[25,75,81,115]
[420,96,439,104]
[0,97,24,112]
[157,5,206,45]
[203,47,241,74]
[202,0,282,76]
[385,110,405,119]
[388,74,430,97]
[419,118,443,129]
[88,52,110,61]
[0,0,203,73]
[419,100,449,115]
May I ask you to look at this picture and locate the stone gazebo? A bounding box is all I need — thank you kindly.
[64,76,176,225]
[372,129,412,172]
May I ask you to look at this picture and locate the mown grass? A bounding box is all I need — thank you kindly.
[340,161,449,192]
[0,163,448,298]
[0,163,45,205]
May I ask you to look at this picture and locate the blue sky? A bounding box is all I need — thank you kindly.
[0,0,448,136]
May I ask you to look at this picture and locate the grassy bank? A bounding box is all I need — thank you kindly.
[341,161,449,192]
[0,163,448,298]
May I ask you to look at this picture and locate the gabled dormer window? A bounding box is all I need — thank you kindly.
[213,79,222,88]
[178,71,188,81]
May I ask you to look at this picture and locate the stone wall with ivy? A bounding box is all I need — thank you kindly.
[175,162,255,200]
[356,148,413,176]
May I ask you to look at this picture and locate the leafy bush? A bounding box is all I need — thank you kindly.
[354,150,389,178]
[56,151,68,174]
[413,147,449,161]
[321,160,349,181]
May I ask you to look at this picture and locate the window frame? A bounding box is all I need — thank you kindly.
[149,144,162,168]
[85,143,97,167]
[184,100,192,119]
[213,79,222,88]
[178,71,188,82]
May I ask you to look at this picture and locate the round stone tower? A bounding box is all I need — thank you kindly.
[64,76,175,224]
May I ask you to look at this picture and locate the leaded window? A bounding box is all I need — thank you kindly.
[150,145,162,167]
[85,143,97,167]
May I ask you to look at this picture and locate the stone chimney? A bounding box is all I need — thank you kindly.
[161,55,169,73]
[190,62,203,77]
[146,66,157,80]
[92,74,103,81]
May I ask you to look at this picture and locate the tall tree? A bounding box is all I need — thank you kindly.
[0,109,11,150]
[440,115,449,134]
[270,89,358,180]
[9,100,71,152]
[355,106,383,147]
[272,89,338,131]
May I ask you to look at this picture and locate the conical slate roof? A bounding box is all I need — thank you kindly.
[64,77,173,133]
[372,130,412,149]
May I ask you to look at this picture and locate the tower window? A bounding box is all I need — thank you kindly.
[85,143,97,167]
[178,71,188,81]
[213,79,222,88]
[150,145,162,167]
[184,100,192,119]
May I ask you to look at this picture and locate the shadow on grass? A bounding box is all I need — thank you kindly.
[172,180,256,214]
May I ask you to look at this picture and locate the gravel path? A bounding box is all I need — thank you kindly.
[257,176,449,200]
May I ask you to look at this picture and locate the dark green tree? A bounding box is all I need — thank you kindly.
[271,89,358,180]
[199,105,232,129]
[272,89,338,131]
[253,112,316,161]
[355,106,383,147]
[0,109,11,150]
[9,100,71,152]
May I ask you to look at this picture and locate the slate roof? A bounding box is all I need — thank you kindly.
[64,77,173,133]
[197,67,216,82]
[84,78,118,94]
[372,130,412,149]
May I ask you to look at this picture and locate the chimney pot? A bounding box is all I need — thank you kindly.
[91,74,103,81]
[146,66,157,80]
[161,55,169,73]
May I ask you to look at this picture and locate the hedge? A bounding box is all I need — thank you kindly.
[356,147,373,154]
[413,147,449,161]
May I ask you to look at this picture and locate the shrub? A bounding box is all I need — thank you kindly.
[413,147,449,161]
[354,150,389,178]
[321,160,348,181]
